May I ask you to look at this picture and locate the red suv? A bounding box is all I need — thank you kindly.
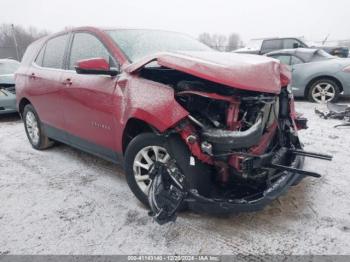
[16,27,330,224]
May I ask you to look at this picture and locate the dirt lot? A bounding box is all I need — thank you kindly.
[0,100,350,255]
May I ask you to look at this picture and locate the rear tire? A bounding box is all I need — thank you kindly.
[307,78,340,103]
[23,104,54,150]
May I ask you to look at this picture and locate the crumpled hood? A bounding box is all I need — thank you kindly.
[125,51,290,94]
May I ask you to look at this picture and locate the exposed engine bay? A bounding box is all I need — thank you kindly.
[140,66,332,225]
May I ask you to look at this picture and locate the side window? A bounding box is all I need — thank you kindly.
[261,39,283,53]
[69,33,112,70]
[35,45,46,66]
[291,55,303,65]
[42,34,69,69]
[271,55,291,65]
[283,39,304,49]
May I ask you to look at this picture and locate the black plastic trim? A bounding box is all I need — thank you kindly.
[201,117,264,151]
[187,154,305,214]
[43,123,122,164]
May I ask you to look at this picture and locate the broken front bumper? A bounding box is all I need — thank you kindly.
[187,155,305,214]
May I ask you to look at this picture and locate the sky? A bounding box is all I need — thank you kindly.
[1,0,350,44]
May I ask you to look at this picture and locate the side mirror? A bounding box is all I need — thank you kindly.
[75,58,118,76]
[293,43,300,48]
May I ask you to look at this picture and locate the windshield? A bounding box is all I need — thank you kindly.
[107,29,212,62]
[0,61,20,75]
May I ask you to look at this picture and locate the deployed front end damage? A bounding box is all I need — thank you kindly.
[127,52,332,225]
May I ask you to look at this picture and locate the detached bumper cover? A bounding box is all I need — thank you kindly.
[187,155,305,214]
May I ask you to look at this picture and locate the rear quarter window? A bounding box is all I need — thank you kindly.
[35,45,46,66]
[42,34,69,69]
[21,38,45,66]
[291,55,303,65]
[270,54,291,65]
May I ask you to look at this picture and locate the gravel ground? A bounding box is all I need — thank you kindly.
[0,100,350,255]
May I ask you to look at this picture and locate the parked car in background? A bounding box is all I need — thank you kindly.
[15,27,330,224]
[235,37,349,58]
[266,48,350,103]
[320,46,349,58]
[0,59,20,114]
[235,37,308,55]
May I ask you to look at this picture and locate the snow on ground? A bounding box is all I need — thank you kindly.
[0,100,350,255]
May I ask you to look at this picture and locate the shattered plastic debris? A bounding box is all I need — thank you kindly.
[315,102,350,127]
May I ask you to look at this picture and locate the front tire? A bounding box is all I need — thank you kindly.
[124,133,211,207]
[307,78,340,103]
[124,133,172,206]
[23,104,53,150]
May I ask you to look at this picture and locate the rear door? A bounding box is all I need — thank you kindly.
[28,33,69,131]
[60,32,120,161]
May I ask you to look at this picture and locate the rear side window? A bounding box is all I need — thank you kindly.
[261,39,283,53]
[291,55,303,65]
[35,45,45,66]
[22,39,45,66]
[69,33,111,70]
[271,54,291,65]
[42,34,68,69]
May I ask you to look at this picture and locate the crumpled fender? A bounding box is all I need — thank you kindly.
[118,75,189,133]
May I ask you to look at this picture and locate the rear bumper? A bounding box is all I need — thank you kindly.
[187,155,305,214]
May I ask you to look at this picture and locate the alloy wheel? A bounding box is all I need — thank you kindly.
[132,145,171,194]
[311,82,336,103]
[26,111,40,145]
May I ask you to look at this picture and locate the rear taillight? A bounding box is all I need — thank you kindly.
[279,63,291,86]
[280,73,290,86]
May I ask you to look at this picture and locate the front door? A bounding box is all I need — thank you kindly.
[61,32,120,162]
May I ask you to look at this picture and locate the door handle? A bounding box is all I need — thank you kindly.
[62,78,73,86]
[29,73,36,80]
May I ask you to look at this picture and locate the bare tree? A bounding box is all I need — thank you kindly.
[211,34,227,51]
[198,32,240,51]
[198,32,212,48]
[226,33,240,52]
[0,24,48,60]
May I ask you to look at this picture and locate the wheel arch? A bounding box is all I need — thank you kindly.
[122,117,158,155]
[18,97,32,117]
[304,75,343,98]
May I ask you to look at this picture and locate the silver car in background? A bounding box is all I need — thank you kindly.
[0,59,19,114]
[266,48,350,103]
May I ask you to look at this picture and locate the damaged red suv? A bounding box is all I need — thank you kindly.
[16,27,331,224]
